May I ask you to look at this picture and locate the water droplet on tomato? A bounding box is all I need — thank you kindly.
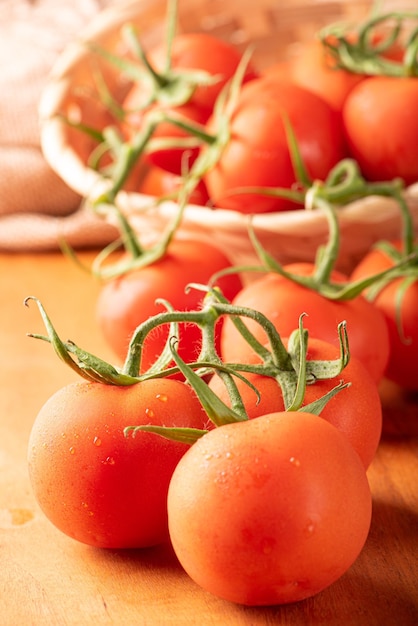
[156,394,168,403]
[103,456,115,465]
[69,446,75,455]
[93,437,101,447]
[145,408,155,418]
[289,456,300,467]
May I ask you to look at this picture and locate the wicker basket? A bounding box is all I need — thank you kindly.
[39,0,418,272]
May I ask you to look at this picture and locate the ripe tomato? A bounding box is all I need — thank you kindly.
[203,78,348,213]
[148,32,258,115]
[351,243,418,390]
[220,263,390,383]
[282,40,364,112]
[137,163,210,205]
[28,378,208,549]
[96,238,243,367]
[275,33,404,113]
[342,77,418,185]
[209,335,382,468]
[168,411,372,606]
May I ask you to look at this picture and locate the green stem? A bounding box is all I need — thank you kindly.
[320,11,418,77]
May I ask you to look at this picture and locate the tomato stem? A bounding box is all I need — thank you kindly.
[26,290,352,433]
[319,11,418,77]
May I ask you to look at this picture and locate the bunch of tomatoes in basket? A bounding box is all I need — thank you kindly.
[27,3,418,609]
[93,5,418,214]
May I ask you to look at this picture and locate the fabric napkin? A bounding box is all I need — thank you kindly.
[0,0,118,251]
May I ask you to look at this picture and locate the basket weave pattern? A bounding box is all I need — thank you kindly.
[39,0,418,272]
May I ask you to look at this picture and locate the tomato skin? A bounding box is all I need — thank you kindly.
[210,336,382,468]
[203,78,348,213]
[96,239,243,366]
[342,77,418,185]
[351,244,418,390]
[168,411,372,606]
[220,264,390,383]
[28,379,208,549]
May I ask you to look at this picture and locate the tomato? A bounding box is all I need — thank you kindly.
[167,411,372,606]
[203,78,348,213]
[27,378,208,549]
[148,32,258,114]
[137,164,210,205]
[209,335,382,468]
[121,33,258,176]
[342,77,418,185]
[220,263,390,383]
[282,40,364,112]
[96,238,243,367]
[274,33,404,113]
[351,243,418,390]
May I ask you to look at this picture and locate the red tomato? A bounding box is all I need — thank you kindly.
[138,164,210,205]
[209,335,382,468]
[148,32,258,114]
[97,238,243,367]
[220,263,390,383]
[342,77,418,185]
[203,78,348,213]
[351,243,418,390]
[28,378,208,548]
[282,40,364,112]
[168,411,372,605]
[275,33,404,113]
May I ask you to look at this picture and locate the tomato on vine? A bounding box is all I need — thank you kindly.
[351,240,418,391]
[220,262,390,384]
[28,378,210,549]
[210,334,382,468]
[201,76,348,213]
[167,410,372,606]
[343,77,418,185]
[96,237,243,368]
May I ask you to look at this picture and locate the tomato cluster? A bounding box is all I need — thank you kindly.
[280,20,418,186]
[94,23,349,212]
[27,4,418,611]
[92,9,418,215]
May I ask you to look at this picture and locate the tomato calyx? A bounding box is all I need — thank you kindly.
[319,11,418,77]
[89,0,220,111]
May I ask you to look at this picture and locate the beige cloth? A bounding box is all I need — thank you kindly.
[0,0,118,251]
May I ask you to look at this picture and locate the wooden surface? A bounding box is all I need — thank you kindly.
[0,250,417,626]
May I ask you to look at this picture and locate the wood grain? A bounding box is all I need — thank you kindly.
[0,251,417,626]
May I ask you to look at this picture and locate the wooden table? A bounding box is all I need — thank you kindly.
[1,250,417,626]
